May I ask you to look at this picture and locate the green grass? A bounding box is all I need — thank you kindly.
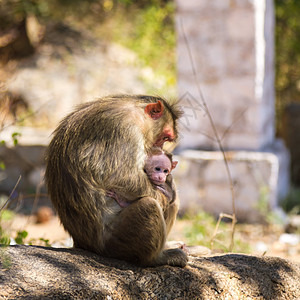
[86,3,177,95]
[182,211,251,253]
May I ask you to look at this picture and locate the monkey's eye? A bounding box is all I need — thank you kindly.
[155,167,161,172]
[164,169,169,174]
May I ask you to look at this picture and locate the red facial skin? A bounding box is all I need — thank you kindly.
[154,125,176,148]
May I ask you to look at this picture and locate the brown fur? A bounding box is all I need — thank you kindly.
[45,94,187,267]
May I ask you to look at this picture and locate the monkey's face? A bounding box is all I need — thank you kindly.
[145,154,172,185]
[144,100,178,149]
[150,166,169,185]
[153,123,176,148]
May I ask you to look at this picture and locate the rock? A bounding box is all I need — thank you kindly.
[285,215,300,233]
[279,233,300,246]
[187,245,212,256]
[35,206,53,224]
[0,142,47,195]
[6,23,174,130]
[0,19,34,62]
[1,245,300,299]
[176,0,276,151]
[173,149,289,222]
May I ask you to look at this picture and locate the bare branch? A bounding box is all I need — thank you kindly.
[220,106,249,141]
[0,175,22,212]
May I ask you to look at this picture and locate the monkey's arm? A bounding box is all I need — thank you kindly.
[106,191,130,208]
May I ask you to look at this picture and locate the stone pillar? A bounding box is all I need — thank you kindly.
[176,0,275,151]
[175,0,290,220]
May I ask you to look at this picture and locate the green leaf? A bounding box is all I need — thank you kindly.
[0,161,5,170]
[12,132,21,146]
[39,238,51,247]
[0,236,10,246]
[15,230,28,244]
[20,230,28,239]
[0,210,15,221]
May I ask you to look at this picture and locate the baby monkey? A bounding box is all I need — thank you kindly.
[144,148,177,204]
[108,148,177,208]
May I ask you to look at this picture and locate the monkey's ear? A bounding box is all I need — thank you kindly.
[145,101,164,120]
[172,161,178,170]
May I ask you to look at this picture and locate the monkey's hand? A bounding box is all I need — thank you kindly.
[165,173,173,184]
[156,173,176,204]
[106,191,130,208]
[156,185,174,204]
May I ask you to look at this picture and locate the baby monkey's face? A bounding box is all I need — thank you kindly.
[145,154,172,185]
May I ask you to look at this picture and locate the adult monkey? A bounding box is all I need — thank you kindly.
[45,95,187,267]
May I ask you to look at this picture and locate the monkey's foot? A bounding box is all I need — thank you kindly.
[165,241,190,255]
[156,248,188,268]
[106,191,130,208]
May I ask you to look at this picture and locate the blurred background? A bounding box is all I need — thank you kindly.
[0,0,299,260]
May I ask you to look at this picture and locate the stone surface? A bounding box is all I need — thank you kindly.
[0,141,47,195]
[175,0,290,214]
[176,0,275,151]
[6,42,146,128]
[0,126,51,147]
[0,245,300,299]
[0,127,48,196]
[5,23,174,130]
[173,147,289,222]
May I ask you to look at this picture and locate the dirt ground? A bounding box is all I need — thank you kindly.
[4,210,300,264]
[170,218,300,263]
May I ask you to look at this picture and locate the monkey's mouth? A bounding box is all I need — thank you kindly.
[152,180,164,186]
[154,125,176,148]
[154,137,174,149]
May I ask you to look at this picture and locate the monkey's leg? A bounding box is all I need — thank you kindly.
[103,197,188,267]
